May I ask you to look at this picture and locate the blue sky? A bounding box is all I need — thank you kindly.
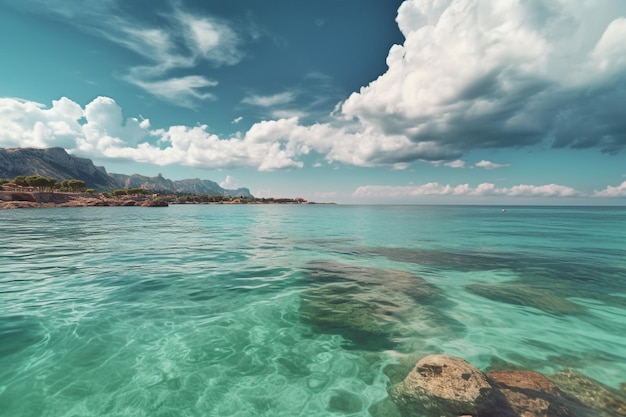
[1,0,625,204]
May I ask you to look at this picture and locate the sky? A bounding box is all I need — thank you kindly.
[1,0,625,204]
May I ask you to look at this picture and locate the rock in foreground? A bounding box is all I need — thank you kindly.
[390,355,501,417]
[488,370,575,417]
[385,354,626,417]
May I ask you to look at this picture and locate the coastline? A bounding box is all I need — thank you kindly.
[0,191,334,209]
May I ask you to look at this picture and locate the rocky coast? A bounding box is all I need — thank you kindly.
[0,191,168,209]
[0,191,328,209]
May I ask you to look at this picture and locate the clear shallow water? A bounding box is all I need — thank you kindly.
[1,205,625,416]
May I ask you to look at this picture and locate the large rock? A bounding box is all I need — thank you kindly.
[388,354,625,417]
[390,354,501,417]
[488,370,578,417]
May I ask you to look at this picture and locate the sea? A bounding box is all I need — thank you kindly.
[1,204,625,416]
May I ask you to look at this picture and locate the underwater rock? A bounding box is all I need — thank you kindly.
[302,260,444,303]
[300,261,451,350]
[549,369,626,417]
[326,389,363,414]
[465,281,586,315]
[300,283,400,350]
[383,353,428,385]
[389,354,500,417]
[358,246,516,271]
[369,397,402,417]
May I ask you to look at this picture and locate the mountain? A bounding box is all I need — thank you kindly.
[0,147,118,190]
[0,147,253,197]
[108,173,253,197]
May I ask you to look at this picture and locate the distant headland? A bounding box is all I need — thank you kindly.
[0,147,333,209]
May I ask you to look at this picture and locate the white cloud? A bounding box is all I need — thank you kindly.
[444,160,466,168]
[242,92,296,107]
[270,109,308,119]
[219,175,239,189]
[353,182,581,198]
[589,17,626,77]
[432,159,509,169]
[180,14,241,65]
[0,96,151,155]
[0,96,459,172]
[126,76,219,108]
[16,2,243,107]
[340,0,626,159]
[232,116,243,124]
[80,96,150,152]
[503,184,579,197]
[474,160,510,169]
[0,97,83,149]
[593,181,626,197]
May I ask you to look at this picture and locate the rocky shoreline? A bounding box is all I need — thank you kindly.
[0,191,331,209]
[374,353,626,417]
[0,191,168,209]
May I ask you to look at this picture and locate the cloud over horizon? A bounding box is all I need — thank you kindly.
[594,181,626,198]
[353,182,582,199]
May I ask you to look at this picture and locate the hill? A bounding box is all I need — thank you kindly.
[108,173,253,197]
[0,147,253,197]
[0,147,118,190]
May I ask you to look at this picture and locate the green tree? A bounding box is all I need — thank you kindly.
[68,180,86,192]
[13,176,27,186]
[23,175,57,191]
[59,179,86,192]
[127,188,147,195]
[111,189,127,196]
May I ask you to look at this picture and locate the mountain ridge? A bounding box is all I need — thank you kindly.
[0,147,253,197]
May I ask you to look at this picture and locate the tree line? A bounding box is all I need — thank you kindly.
[0,175,92,193]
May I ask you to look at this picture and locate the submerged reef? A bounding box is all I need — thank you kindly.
[465,281,586,315]
[299,260,462,351]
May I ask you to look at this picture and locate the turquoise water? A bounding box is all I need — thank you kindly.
[1,205,625,416]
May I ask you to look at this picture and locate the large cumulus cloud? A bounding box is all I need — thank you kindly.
[341,0,626,158]
[0,96,422,171]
